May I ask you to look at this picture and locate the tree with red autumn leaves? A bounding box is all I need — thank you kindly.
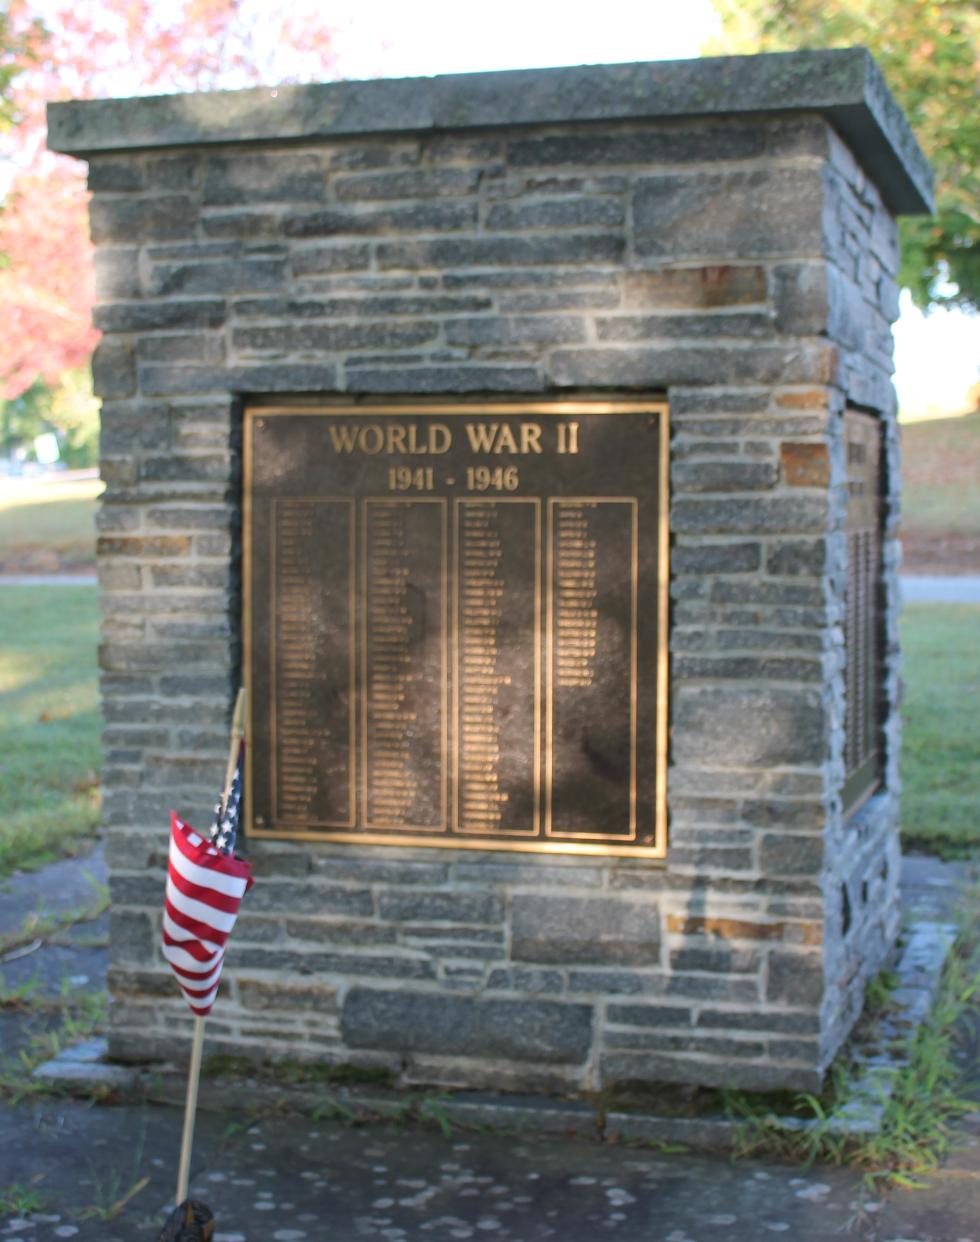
[0,0,340,456]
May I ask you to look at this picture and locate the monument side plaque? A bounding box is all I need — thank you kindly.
[842,409,883,814]
[244,401,669,857]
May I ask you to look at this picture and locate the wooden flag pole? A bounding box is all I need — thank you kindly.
[175,1014,206,1205]
[222,687,248,810]
[174,687,247,1206]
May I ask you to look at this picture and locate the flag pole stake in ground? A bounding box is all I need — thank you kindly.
[163,687,251,1222]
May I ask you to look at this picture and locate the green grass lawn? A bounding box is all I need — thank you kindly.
[0,476,102,571]
[899,604,979,857]
[0,586,101,880]
[901,412,980,534]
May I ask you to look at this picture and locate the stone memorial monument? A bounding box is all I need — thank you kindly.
[48,48,932,1094]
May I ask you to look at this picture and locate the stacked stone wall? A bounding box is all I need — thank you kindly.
[89,108,902,1093]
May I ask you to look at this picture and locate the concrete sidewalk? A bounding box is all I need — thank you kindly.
[1,847,978,1242]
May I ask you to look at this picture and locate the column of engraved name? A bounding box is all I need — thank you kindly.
[274,499,354,827]
[455,500,539,835]
[548,500,637,839]
[362,499,446,831]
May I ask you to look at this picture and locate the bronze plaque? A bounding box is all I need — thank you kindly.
[843,409,883,814]
[244,401,668,857]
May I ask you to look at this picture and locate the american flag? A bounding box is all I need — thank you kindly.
[162,745,252,1017]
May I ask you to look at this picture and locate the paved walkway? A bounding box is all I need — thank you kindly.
[1,847,978,1241]
[902,576,980,604]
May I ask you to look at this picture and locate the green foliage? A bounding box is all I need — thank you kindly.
[725,909,980,1184]
[0,984,107,1104]
[900,605,980,858]
[708,0,980,311]
[0,378,51,459]
[0,369,99,467]
[0,1181,46,1217]
[201,1053,396,1089]
[0,5,46,133]
[0,585,101,879]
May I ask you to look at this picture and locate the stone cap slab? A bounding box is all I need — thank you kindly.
[47,48,932,215]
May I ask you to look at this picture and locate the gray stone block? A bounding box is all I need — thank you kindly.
[596,312,773,341]
[202,209,281,238]
[622,266,767,309]
[291,245,371,275]
[497,288,621,312]
[202,152,326,204]
[377,234,624,270]
[670,387,770,416]
[671,542,761,574]
[671,495,828,535]
[633,167,824,260]
[94,248,141,299]
[244,881,373,917]
[232,293,491,318]
[672,654,822,682]
[94,300,227,332]
[91,341,136,399]
[232,321,438,353]
[766,537,827,576]
[742,799,824,829]
[604,1030,767,1058]
[550,342,833,387]
[444,316,586,346]
[606,1003,692,1026]
[109,909,153,963]
[345,365,543,393]
[238,979,337,1012]
[767,950,824,1004]
[147,258,286,296]
[138,363,339,395]
[441,267,616,291]
[90,195,197,244]
[284,918,395,946]
[671,460,777,492]
[758,833,825,876]
[283,202,475,236]
[485,968,564,994]
[672,685,826,767]
[147,154,199,190]
[377,890,503,924]
[334,168,479,200]
[508,127,765,168]
[696,1008,820,1034]
[88,159,144,192]
[512,894,660,965]
[600,1051,822,1092]
[773,262,829,336]
[668,945,761,974]
[137,335,225,364]
[310,855,449,885]
[486,198,624,230]
[342,989,593,1062]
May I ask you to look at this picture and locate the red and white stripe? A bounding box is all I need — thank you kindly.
[162,812,253,1016]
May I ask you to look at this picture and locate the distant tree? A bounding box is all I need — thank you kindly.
[708,0,980,313]
[0,164,99,402]
[0,0,46,132]
[0,0,341,427]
